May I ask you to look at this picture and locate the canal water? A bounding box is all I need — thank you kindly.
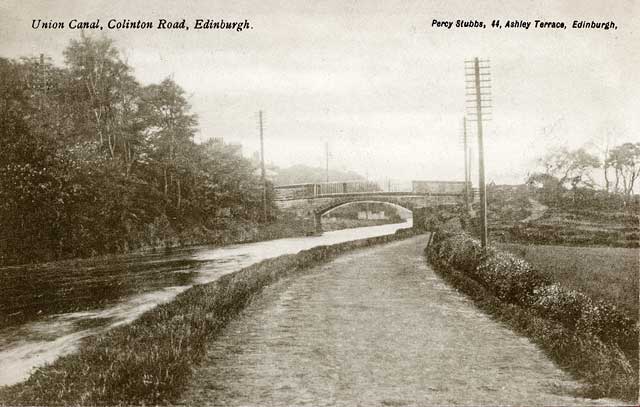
[180,235,621,406]
[0,221,411,386]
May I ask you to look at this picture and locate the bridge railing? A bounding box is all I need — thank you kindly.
[319,180,381,195]
[274,181,381,200]
[273,180,470,201]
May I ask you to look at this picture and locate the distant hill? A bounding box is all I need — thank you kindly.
[270,164,365,186]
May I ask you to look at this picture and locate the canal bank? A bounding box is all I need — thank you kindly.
[179,235,621,406]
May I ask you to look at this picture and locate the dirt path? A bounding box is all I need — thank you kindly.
[179,236,620,406]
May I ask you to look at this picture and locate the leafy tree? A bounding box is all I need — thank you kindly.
[140,78,197,208]
[525,172,564,205]
[64,33,141,162]
[0,57,74,261]
[0,35,277,265]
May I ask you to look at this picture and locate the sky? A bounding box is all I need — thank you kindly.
[1,0,639,185]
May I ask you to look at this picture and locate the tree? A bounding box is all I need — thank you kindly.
[606,142,640,197]
[538,147,600,191]
[140,78,197,209]
[0,34,276,265]
[525,172,564,204]
[193,138,265,225]
[587,129,619,192]
[0,57,77,261]
[63,33,141,163]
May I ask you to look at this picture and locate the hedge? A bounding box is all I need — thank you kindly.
[427,231,638,361]
[426,231,639,401]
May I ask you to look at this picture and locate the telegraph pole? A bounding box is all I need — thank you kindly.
[469,146,474,197]
[462,116,470,210]
[325,141,329,183]
[465,57,491,250]
[259,111,267,222]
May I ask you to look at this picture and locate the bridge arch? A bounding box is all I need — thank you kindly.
[319,199,413,218]
[273,183,464,234]
[313,196,420,233]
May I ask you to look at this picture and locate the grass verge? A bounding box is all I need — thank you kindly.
[426,232,639,402]
[0,228,416,406]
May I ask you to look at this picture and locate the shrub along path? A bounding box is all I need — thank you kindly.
[428,232,638,402]
[179,235,620,406]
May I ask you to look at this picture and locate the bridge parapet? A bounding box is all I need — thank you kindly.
[274,180,380,201]
[275,180,469,201]
[273,180,467,233]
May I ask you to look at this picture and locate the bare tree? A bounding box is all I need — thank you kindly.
[606,142,640,198]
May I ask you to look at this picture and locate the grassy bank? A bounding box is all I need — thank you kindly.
[499,243,638,319]
[426,232,639,402]
[0,229,415,405]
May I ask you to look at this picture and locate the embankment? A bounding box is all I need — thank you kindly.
[0,228,416,406]
[425,231,639,402]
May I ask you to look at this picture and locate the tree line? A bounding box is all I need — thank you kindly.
[0,34,273,265]
[527,143,640,207]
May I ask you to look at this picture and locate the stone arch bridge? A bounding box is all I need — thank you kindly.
[274,181,469,232]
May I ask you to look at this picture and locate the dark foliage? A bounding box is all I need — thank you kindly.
[0,35,275,265]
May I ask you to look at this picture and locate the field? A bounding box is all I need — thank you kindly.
[499,243,639,319]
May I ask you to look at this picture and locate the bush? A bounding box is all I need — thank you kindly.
[477,252,551,305]
[577,300,638,353]
[427,231,484,273]
[531,284,591,329]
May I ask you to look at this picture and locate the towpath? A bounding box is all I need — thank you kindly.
[180,235,620,406]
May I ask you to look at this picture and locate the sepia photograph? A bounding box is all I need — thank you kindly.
[0,0,638,405]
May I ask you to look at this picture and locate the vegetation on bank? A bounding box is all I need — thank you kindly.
[472,142,640,249]
[527,145,640,205]
[0,34,282,266]
[426,231,638,401]
[479,183,639,248]
[0,229,415,406]
[499,243,638,319]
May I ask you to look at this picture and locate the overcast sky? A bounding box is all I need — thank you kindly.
[1,0,639,185]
